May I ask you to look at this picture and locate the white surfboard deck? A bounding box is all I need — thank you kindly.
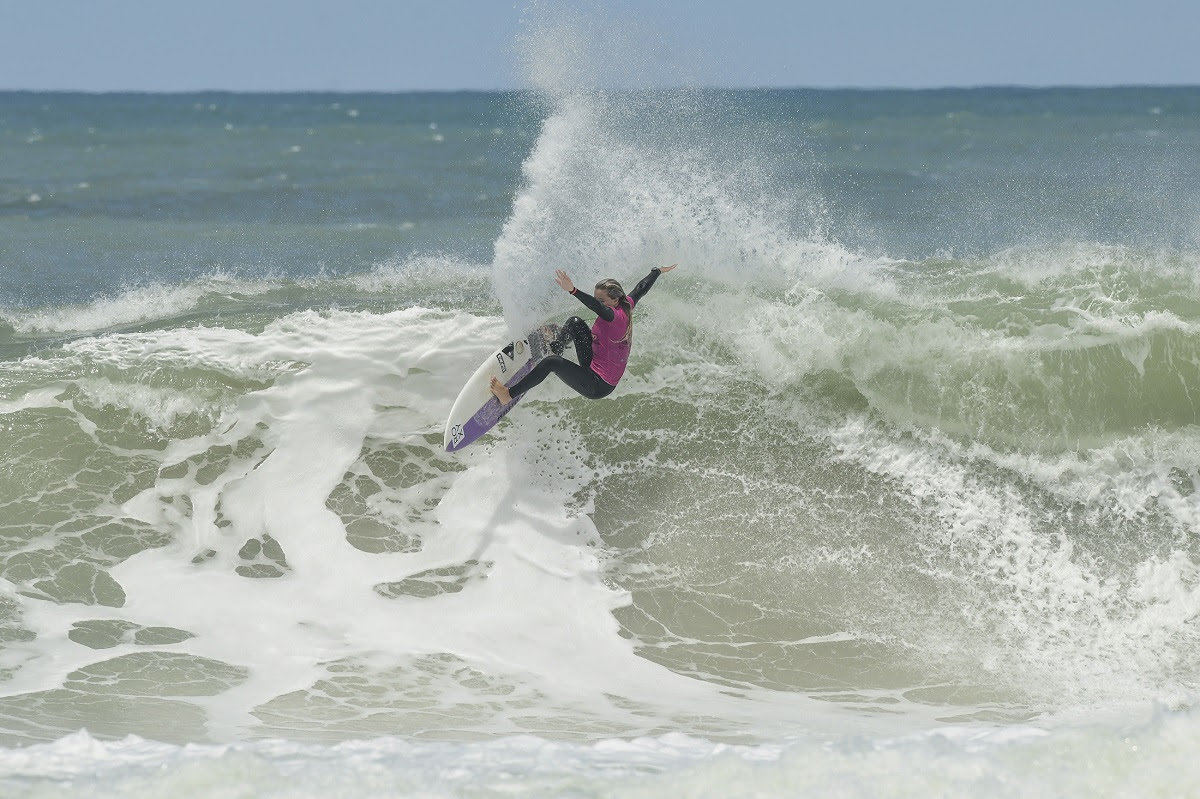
[443,323,561,452]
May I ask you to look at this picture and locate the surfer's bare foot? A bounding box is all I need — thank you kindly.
[489,376,512,404]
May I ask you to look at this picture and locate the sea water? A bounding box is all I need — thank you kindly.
[3,20,1200,799]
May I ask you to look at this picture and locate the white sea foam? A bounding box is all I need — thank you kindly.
[989,242,1200,289]
[824,410,1200,705]
[3,708,1199,798]
[69,378,221,431]
[3,307,885,748]
[62,322,306,382]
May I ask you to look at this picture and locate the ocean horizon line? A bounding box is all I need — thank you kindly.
[2,82,1198,97]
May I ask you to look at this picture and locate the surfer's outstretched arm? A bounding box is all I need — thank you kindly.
[557,268,615,321]
[630,263,677,302]
[569,286,614,320]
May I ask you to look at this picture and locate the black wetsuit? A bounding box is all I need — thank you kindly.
[506,267,663,400]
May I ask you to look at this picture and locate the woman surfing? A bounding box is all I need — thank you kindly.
[489,264,677,404]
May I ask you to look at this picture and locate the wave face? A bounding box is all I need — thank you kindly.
[486,81,1200,720]
[2,31,1200,799]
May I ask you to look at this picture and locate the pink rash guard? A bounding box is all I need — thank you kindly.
[589,296,636,386]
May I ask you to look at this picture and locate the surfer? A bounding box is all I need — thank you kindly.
[489,264,677,404]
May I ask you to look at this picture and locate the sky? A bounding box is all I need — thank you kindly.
[2,0,1198,92]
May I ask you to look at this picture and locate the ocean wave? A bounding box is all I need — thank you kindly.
[0,256,503,343]
[0,277,1197,747]
[0,273,275,335]
[4,74,1200,760]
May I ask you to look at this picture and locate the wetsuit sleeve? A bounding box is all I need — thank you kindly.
[570,288,615,321]
[628,268,661,303]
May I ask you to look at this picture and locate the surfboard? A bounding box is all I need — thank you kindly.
[443,323,561,452]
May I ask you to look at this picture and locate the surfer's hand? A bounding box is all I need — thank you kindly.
[657,263,678,274]
[555,270,575,293]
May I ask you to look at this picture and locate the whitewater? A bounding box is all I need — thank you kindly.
[3,11,1200,798]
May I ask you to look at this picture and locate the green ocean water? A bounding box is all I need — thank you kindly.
[1,84,1200,796]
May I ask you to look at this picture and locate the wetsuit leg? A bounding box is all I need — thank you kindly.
[506,355,615,400]
[555,316,593,368]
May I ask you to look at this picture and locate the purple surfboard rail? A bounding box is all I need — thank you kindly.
[444,365,532,451]
[444,324,560,452]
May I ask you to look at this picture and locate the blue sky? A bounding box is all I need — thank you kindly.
[2,0,1198,91]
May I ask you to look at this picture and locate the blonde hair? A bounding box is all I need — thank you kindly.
[595,278,632,343]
